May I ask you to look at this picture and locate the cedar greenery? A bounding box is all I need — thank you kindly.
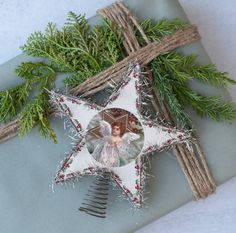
[0,11,235,141]
[151,52,236,126]
[0,61,57,142]
[0,82,32,122]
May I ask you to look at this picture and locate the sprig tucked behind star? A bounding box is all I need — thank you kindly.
[50,64,190,207]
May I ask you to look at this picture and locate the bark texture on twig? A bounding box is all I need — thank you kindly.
[0,120,19,144]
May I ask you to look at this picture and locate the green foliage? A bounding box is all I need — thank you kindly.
[151,59,192,128]
[0,61,57,142]
[157,52,236,87]
[137,18,189,44]
[139,19,236,125]
[17,62,57,142]
[16,61,56,86]
[174,85,236,122]
[62,18,124,87]
[21,12,124,75]
[2,13,124,142]
[0,82,32,122]
[152,52,236,126]
[1,11,235,142]
[18,92,57,143]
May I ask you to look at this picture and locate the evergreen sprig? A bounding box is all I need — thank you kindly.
[152,52,236,126]
[137,18,189,44]
[1,12,235,142]
[0,82,32,122]
[18,92,57,143]
[0,61,57,142]
[174,84,236,122]
[21,12,123,76]
[157,52,236,87]
[151,59,192,128]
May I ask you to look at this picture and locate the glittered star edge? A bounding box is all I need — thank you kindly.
[49,64,191,207]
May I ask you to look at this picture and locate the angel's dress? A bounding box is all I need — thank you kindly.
[92,136,121,167]
[92,134,140,167]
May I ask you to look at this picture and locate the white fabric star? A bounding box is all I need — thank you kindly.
[50,64,190,207]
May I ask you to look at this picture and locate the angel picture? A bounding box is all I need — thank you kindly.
[91,120,142,167]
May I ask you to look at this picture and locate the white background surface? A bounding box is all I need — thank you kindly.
[0,0,236,232]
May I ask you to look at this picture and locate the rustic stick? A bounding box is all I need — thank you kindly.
[0,120,19,144]
[173,146,201,198]
[194,141,217,189]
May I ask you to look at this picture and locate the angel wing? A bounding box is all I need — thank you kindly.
[122,132,140,145]
[99,120,112,137]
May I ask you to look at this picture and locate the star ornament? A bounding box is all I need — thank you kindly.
[50,64,191,207]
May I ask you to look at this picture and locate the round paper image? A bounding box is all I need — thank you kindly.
[85,108,144,167]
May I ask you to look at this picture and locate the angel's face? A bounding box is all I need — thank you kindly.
[129,120,136,128]
[112,126,121,136]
